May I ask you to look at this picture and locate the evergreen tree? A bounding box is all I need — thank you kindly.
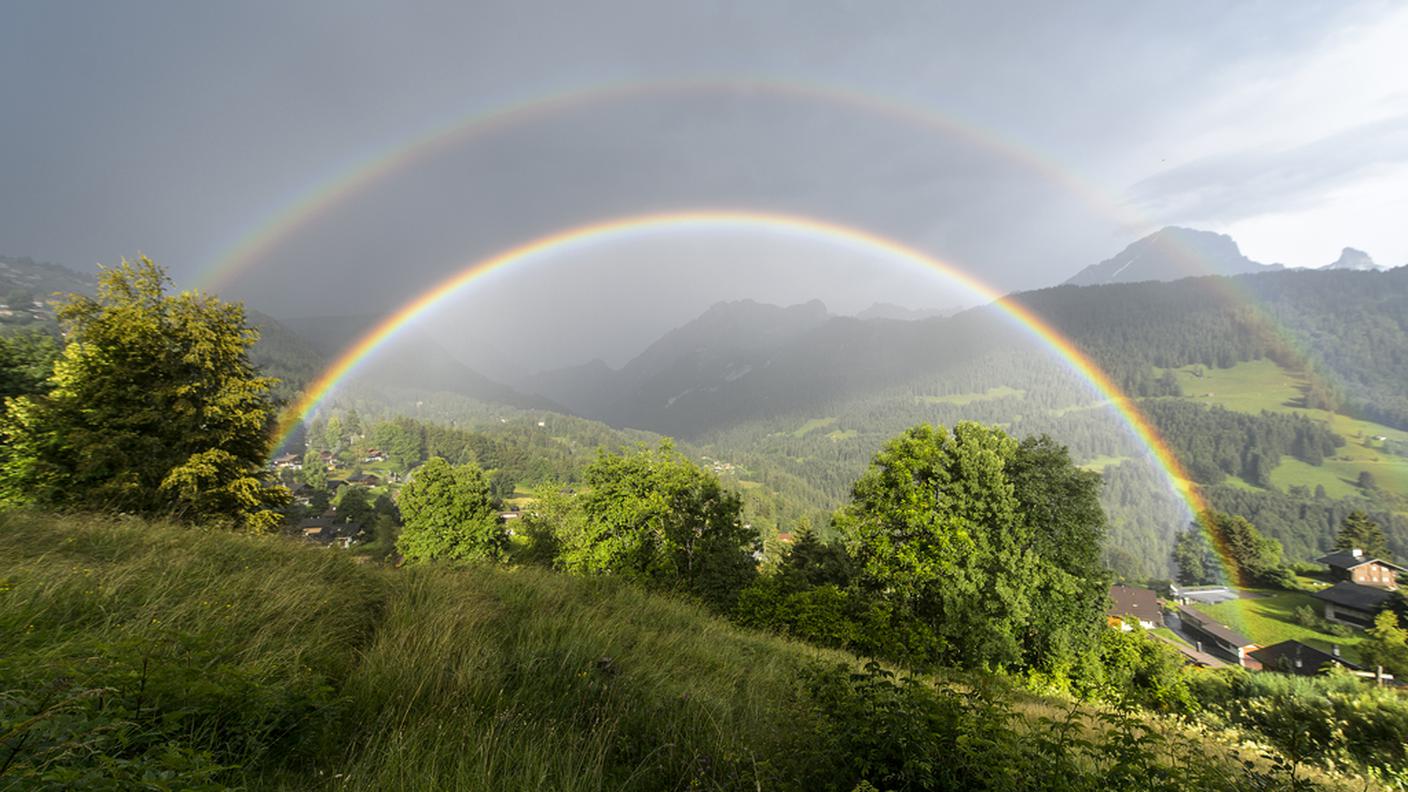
[1172,529,1214,585]
[1336,511,1391,560]
[0,258,287,530]
[334,484,373,526]
[343,409,362,441]
[323,415,344,451]
[1201,511,1284,586]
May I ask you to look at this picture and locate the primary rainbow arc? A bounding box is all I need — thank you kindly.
[270,209,1236,582]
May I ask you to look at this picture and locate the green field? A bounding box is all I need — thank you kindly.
[791,416,838,438]
[1078,454,1130,473]
[1191,590,1365,663]
[1267,458,1361,500]
[1168,360,1408,499]
[916,385,1026,406]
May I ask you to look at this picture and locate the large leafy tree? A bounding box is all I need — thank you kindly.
[396,456,505,562]
[561,442,758,609]
[1364,611,1408,677]
[837,422,1108,671]
[301,448,328,491]
[0,258,287,530]
[1005,435,1111,672]
[1335,510,1390,560]
[371,419,424,470]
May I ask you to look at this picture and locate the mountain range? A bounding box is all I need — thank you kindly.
[1063,227,1283,286]
[2,225,1401,435]
[1063,227,1394,287]
[1324,247,1382,272]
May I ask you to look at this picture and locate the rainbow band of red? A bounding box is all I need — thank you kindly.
[272,210,1238,585]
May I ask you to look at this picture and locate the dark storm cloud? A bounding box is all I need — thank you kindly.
[2,0,1401,367]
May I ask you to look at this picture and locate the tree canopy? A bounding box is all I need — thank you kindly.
[0,258,286,529]
[837,422,1108,671]
[396,456,506,563]
[559,441,758,609]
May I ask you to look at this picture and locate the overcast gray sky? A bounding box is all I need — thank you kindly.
[4,1,1406,369]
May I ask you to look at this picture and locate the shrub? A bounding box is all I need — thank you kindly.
[1189,666,1408,774]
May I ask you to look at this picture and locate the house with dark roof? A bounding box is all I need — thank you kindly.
[1317,549,1404,590]
[1250,639,1360,677]
[296,517,366,546]
[1173,605,1257,665]
[297,517,337,541]
[1313,581,1397,627]
[1107,585,1163,630]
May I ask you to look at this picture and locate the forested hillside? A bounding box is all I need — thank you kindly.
[501,266,1406,579]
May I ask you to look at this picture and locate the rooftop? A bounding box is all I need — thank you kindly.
[1317,550,1407,572]
[1107,585,1161,623]
[1176,604,1254,648]
[1250,639,1360,675]
[1313,581,1397,612]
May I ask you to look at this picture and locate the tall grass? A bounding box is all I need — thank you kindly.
[0,512,1379,790]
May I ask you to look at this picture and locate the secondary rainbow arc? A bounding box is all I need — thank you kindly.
[194,76,1143,293]
[270,209,1240,585]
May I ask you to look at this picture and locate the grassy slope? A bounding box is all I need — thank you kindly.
[1170,359,1408,499]
[1,513,851,790]
[791,416,837,437]
[1191,591,1365,664]
[0,513,1372,791]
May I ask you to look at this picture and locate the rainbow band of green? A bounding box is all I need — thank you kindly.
[271,210,1241,586]
[196,76,1142,293]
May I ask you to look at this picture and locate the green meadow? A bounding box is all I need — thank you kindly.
[1191,590,1366,664]
[1077,454,1131,473]
[790,416,838,437]
[916,385,1026,406]
[1168,359,1408,499]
